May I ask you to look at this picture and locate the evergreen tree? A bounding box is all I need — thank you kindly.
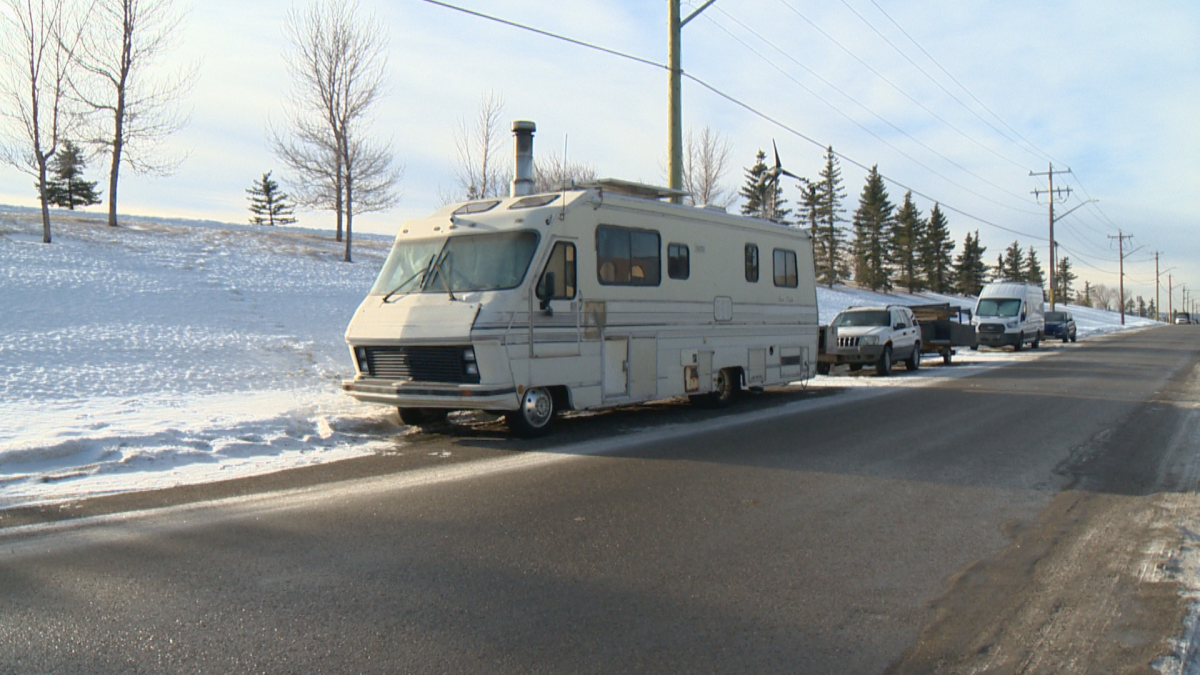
[246,171,297,226]
[890,191,925,292]
[998,241,1026,281]
[920,203,955,293]
[738,149,789,223]
[1149,299,1157,320]
[1025,246,1045,288]
[1137,296,1147,318]
[811,146,849,287]
[44,140,102,210]
[851,166,894,291]
[993,254,1005,282]
[1055,256,1076,305]
[952,230,988,296]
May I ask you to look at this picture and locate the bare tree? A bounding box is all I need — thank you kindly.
[451,90,506,199]
[682,126,733,207]
[0,0,83,243]
[534,151,596,192]
[277,0,398,263]
[71,0,193,227]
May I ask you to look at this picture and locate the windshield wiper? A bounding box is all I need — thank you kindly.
[382,256,434,302]
[429,249,457,301]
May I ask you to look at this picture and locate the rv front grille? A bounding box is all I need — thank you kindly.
[836,336,860,348]
[357,346,479,384]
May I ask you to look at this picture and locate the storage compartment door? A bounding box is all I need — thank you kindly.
[629,337,657,399]
[603,338,628,397]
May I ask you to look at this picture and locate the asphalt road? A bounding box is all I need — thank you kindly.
[3,326,1199,673]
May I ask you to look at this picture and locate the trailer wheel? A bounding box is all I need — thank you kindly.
[506,387,556,438]
[905,342,921,371]
[398,408,448,427]
[942,350,953,365]
[875,346,893,376]
[817,362,831,375]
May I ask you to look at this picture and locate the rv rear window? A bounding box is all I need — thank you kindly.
[452,200,500,215]
[667,243,689,280]
[596,224,660,286]
[509,194,559,209]
[745,244,759,282]
[773,249,798,288]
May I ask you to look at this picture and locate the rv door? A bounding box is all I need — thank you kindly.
[531,239,581,357]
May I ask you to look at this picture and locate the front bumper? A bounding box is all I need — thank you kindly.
[977,331,1020,347]
[342,377,520,411]
[823,344,886,365]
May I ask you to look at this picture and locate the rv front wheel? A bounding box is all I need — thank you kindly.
[507,387,556,437]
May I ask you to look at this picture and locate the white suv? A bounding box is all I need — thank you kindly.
[819,305,921,376]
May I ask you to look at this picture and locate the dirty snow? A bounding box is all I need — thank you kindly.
[0,206,1157,509]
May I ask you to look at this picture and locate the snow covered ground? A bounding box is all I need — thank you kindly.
[0,206,1157,509]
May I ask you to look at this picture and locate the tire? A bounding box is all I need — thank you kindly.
[905,342,921,371]
[1031,332,1040,349]
[711,368,740,407]
[848,363,863,372]
[1062,334,1069,344]
[398,407,448,427]
[816,362,831,375]
[506,387,556,438]
[1070,331,1077,343]
[1013,333,1023,352]
[942,350,953,365]
[875,345,893,376]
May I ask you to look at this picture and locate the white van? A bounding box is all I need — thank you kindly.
[973,282,1045,350]
[342,127,818,437]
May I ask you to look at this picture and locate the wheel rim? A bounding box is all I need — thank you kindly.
[520,388,554,428]
[716,370,733,399]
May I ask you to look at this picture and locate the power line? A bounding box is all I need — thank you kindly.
[422,0,1044,241]
[705,7,1043,215]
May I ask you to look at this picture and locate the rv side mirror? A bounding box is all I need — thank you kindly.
[537,273,555,311]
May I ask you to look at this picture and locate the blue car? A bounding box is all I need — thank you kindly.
[1044,310,1077,343]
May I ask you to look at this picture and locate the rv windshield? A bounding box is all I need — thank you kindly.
[831,310,890,327]
[977,298,1021,318]
[370,231,540,297]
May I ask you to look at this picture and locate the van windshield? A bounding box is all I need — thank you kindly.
[370,231,540,297]
[831,310,890,327]
[977,298,1021,318]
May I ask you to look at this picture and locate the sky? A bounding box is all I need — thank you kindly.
[1,0,1198,308]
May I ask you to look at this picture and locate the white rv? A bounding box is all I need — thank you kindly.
[342,123,819,437]
[973,281,1045,350]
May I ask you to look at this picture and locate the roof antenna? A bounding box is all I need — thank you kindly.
[560,133,569,220]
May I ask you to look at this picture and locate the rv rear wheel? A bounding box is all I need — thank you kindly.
[398,408,448,427]
[506,387,556,438]
[712,368,739,406]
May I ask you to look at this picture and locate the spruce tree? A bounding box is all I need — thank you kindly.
[920,203,955,293]
[246,171,297,226]
[812,146,849,287]
[851,166,894,291]
[999,241,1026,281]
[1055,256,1076,305]
[44,141,102,210]
[952,230,988,296]
[890,191,924,293]
[1025,246,1045,288]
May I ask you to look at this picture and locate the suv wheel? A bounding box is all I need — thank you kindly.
[875,345,893,376]
[905,342,921,371]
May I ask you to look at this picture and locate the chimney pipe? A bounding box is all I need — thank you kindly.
[510,120,536,197]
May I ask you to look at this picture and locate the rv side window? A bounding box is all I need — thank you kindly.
[667,243,689,280]
[745,244,759,282]
[537,241,576,300]
[596,224,661,286]
[773,249,798,288]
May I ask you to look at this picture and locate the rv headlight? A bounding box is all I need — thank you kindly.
[462,347,476,362]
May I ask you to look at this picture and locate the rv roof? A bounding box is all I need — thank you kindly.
[573,178,690,201]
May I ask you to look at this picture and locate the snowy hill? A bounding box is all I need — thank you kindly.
[0,208,1156,508]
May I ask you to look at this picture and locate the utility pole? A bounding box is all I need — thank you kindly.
[1031,164,1072,309]
[1155,252,1160,321]
[668,0,715,203]
[1108,230,1132,325]
[1169,274,1174,321]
